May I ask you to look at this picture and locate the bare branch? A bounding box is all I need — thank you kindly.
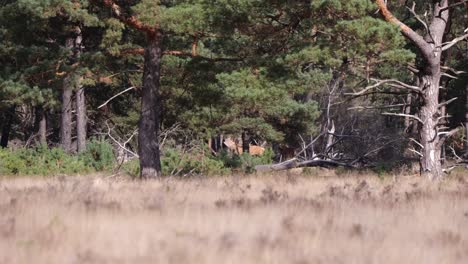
[438,0,468,14]
[437,127,462,148]
[409,138,424,149]
[408,148,423,157]
[105,122,139,158]
[441,33,468,51]
[441,73,458,79]
[381,112,423,124]
[441,66,466,75]
[348,104,407,110]
[345,79,421,96]
[375,0,434,63]
[448,146,464,162]
[406,2,431,39]
[438,97,457,108]
[98,86,136,109]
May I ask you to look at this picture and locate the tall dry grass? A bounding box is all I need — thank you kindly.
[1,172,468,264]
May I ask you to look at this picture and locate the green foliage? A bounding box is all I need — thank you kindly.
[80,140,116,171]
[161,147,229,176]
[216,148,274,174]
[122,147,275,177]
[0,146,87,176]
[0,141,116,176]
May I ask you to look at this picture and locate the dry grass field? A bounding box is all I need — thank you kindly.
[1,170,468,264]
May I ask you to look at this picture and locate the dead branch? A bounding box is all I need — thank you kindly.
[438,0,468,15]
[254,158,355,172]
[441,33,468,51]
[98,86,136,109]
[381,112,423,124]
[345,78,421,97]
[104,121,139,158]
[438,97,457,108]
[437,127,462,148]
[441,66,466,75]
[348,104,407,110]
[375,0,434,63]
[406,2,432,41]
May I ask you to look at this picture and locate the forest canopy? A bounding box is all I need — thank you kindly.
[0,0,467,179]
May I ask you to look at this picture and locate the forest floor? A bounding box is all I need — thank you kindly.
[1,170,468,264]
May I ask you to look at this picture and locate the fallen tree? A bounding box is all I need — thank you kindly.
[255,158,356,172]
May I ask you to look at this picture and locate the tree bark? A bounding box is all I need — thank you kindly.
[465,42,468,158]
[0,106,15,148]
[75,27,86,153]
[404,93,412,132]
[241,131,250,154]
[36,107,47,146]
[419,73,443,179]
[60,37,74,153]
[138,33,163,179]
[76,85,87,152]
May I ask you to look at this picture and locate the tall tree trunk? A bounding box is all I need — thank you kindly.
[60,37,74,153]
[138,33,163,178]
[419,72,443,179]
[465,81,468,157]
[375,0,450,180]
[0,105,15,148]
[75,27,86,153]
[76,85,86,152]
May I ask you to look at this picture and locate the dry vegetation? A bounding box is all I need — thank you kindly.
[1,170,468,264]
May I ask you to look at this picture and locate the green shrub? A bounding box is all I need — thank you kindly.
[161,147,230,176]
[216,147,274,174]
[0,141,116,176]
[80,140,116,171]
[121,159,140,177]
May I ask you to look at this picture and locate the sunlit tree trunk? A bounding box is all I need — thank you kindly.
[36,107,47,146]
[76,85,86,153]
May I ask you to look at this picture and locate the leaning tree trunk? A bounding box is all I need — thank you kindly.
[76,84,86,153]
[138,33,163,179]
[60,37,74,153]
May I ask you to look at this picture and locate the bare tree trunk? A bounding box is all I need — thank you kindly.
[60,37,74,153]
[36,107,47,145]
[75,27,86,153]
[0,105,15,148]
[375,0,450,180]
[419,73,443,179]
[465,42,468,158]
[139,33,163,179]
[76,85,86,152]
[404,93,412,132]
